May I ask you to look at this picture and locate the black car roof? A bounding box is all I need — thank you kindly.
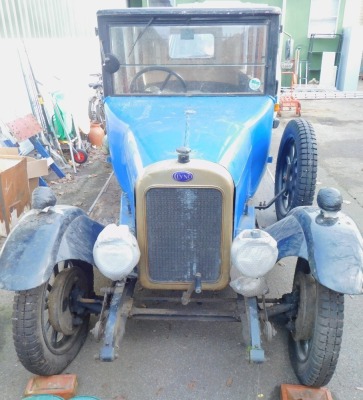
[97,6,281,19]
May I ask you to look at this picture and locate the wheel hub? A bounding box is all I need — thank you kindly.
[48,267,88,336]
[292,271,316,341]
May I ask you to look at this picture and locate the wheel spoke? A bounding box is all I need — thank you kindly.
[282,143,297,210]
[289,143,296,162]
[281,153,292,211]
[296,339,311,362]
[50,328,59,346]
[44,319,52,333]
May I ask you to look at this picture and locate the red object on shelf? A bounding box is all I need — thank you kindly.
[280,384,333,400]
[24,374,78,399]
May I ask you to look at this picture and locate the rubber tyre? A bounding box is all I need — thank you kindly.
[275,118,317,220]
[12,262,92,375]
[289,259,344,387]
[74,148,88,164]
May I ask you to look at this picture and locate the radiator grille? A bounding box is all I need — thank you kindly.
[146,187,223,282]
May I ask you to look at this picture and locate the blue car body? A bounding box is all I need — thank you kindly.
[106,95,275,234]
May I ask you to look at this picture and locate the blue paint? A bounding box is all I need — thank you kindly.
[236,204,256,237]
[106,95,275,235]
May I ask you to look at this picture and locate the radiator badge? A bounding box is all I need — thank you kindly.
[172,171,193,182]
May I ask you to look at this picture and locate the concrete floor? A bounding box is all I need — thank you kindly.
[0,98,362,400]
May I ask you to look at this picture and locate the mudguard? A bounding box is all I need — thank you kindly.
[0,205,104,291]
[265,206,363,295]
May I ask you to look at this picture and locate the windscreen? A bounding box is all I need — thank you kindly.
[109,22,268,95]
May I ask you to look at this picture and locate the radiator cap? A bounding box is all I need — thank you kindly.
[176,147,191,163]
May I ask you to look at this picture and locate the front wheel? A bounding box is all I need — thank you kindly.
[289,259,344,387]
[275,118,317,220]
[12,261,93,375]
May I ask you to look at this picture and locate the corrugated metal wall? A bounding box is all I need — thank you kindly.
[1,0,84,38]
[0,0,127,39]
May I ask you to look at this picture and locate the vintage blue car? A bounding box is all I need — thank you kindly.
[0,4,362,388]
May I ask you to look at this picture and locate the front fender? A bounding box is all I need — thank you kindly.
[0,205,104,291]
[265,206,363,295]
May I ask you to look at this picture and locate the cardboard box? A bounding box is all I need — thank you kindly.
[25,156,48,194]
[0,156,30,237]
[0,148,19,156]
[0,149,49,236]
[0,148,48,194]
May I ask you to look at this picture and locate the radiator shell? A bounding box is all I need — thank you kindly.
[136,159,234,290]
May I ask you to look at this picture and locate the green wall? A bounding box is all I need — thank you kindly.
[129,0,143,6]
[130,0,347,85]
[283,0,345,59]
[241,0,346,84]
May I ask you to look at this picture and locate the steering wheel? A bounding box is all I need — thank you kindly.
[129,66,187,93]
